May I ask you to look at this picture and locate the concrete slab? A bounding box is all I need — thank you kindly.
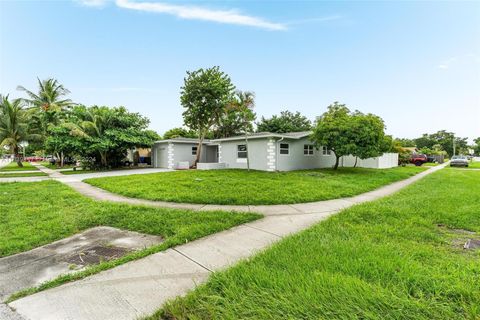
[248,204,303,216]
[175,225,280,271]
[199,204,251,213]
[290,198,353,214]
[0,227,163,301]
[10,249,209,320]
[245,211,336,237]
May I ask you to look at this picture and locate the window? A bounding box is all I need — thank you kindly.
[304,144,314,155]
[192,146,197,155]
[322,146,332,155]
[237,144,247,158]
[279,143,289,155]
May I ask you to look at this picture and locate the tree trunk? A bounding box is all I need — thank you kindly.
[333,154,340,170]
[193,134,204,168]
[245,133,250,171]
[354,156,358,168]
[14,146,23,167]
[100,152,107,167]
[60,151,65,168]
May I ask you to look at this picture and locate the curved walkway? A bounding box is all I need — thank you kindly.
[8,164,446,320]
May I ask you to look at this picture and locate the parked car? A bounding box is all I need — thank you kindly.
[450,155,469,167]
[24,156,44,162]
[410,154,428,166]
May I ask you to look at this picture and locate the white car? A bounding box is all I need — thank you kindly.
[450,155,469,167]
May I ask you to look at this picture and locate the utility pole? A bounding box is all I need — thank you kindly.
[453,137,456,156]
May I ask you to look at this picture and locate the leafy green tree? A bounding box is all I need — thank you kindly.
[312,102,387,169]
[67,106,156,168]
[181,66,235,166]
[311,102,357,170]
[0,95,39,166]
[256,110,312,133]
[163,127,197,140]
[473,137,480,155]
[350,111,386,166]
[415,130,468,156]
[393,138,416,147]
[45,124,84,167]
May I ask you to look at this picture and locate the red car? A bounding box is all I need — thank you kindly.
[24,156,44,162]
[410,154,428,166]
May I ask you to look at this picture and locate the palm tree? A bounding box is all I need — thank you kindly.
[67,107,114,167]
[228,91,256,170]
[17,78,74,138]
[0,95,38,167]
[17,78,73,112]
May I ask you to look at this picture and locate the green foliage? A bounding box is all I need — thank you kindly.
[163,127,197,139]
[312,102,387,169]
[156,169,480,320]
[473,137,480,155]
[415,130,468,156]
[65,105,157,168]
[85,166,424,205]
[256,110,312,133]
[393,137,416,147]
[17,78,74,141]
[214,91,256,139]
[181,66,235,164]
[0,95,40,166]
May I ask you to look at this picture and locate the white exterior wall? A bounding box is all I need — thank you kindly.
[219,139,269,170]
[152,142,206,169]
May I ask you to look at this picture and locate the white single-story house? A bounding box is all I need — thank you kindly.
[151,131,398,171]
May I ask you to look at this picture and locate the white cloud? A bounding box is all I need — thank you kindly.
[76,0,109,7]
[115,0,287,31]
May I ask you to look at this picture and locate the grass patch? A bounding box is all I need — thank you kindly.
[154,169,480,320]
[85,167,426,205]
[423,162,439,167]
[0,181,260,300]
[0,162,38,172]
[0,172,48,178]
[468,161,480,168]
[40,162,75,170]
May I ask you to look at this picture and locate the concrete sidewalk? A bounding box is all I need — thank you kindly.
[7,164,446,320]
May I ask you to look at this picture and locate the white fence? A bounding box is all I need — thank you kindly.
[341,153,398,169]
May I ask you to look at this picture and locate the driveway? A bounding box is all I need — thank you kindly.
[55,168,172,182]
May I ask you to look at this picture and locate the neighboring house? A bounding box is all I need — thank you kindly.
[151,132,398,171]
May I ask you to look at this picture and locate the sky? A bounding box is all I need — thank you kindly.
[1,0,479,141]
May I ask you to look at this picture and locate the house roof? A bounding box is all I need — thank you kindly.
[154,137,209,144]
[210,131,312,142]
[155,131,313,144]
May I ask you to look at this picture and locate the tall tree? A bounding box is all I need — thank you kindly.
[0,95,38,167]
[225,90,256,170]
[17,78,74,139]
[256,110,312,133]
[181,66,235,167]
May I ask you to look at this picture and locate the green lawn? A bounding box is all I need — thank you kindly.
[468,161,480,168]
[154,169,480,320]
[0,172,48,178]
[423,162,439,167]
[85,167,426,205]
[40,161,75,170]
[0,162,38,172]
[0,181,260,300]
